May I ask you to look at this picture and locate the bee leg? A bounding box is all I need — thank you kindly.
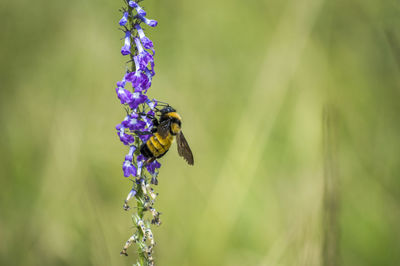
[134,130,153,136]
[149,118,159,133]
[145,157,156,165]
[152,118,159,127]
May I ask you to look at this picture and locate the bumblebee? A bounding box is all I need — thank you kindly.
[139,106,194,165]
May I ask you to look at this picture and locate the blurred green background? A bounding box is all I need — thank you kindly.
[1,0,400,265]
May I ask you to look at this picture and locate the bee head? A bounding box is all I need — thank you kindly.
[160,106,176,114]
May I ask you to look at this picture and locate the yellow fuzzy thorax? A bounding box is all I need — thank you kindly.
[166,112,182,121]
[171,123,180,134]
[167,112,182,134]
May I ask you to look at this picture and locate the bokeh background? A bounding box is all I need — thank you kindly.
[1,0,400,265]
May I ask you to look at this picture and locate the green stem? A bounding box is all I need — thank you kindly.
[136,183,147,265]
[124,1,155,264]
[133,136,149,265]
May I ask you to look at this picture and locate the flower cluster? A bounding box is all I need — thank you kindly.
[114,1,162,265]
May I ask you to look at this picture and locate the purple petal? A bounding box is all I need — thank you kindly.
[122,117,146,131]
[145,67,154,83]
[121,134,135,145]
[128,93,148,110]
[139,51,153,70]
[118,127,135,145]
[146,160,161,174]
[134,38,154,70]
[129,1,147,16]
[116,87,133,104]
[141,37,153,50]
[116,79,126,88]
[121,45,130,55]
[121,31,131,56]
[126,71,145,90]
[119,12,129,26]
[138,15,158,27]
[123,160,137,177]
[134,73,150,93]
[128,1,138,8]
[125,145,136,161]
[135,24,154,49]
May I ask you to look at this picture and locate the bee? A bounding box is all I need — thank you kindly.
[139,105,194,165]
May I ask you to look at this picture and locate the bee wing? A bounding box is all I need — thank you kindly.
[176,131,194,165]
[157,120,171,138]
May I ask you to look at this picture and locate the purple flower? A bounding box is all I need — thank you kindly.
[135,24,154,50]
[122,113,147,131]
[128,1,147,16]
[121,31,131,56]
[146,99,158,110]
[125,145,136,161]
[123,160,137,177]
[116,77,126,88]
[146,160,161,175]
[133,73,150,93]
[119,12,129,26]
[125,187,137,201]
[117,125,135,145]
[124,61,140,83]
[137,15,158,27]
[145,67,154,83]
[127,71,145,90]
[129,92,148,110]
[116,87,133,104]
[125,57,150,91]
[134,38,154,71]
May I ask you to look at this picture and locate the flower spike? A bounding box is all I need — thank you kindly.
[115,1,162,264]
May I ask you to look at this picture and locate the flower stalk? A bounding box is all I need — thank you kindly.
[115,1,161,265]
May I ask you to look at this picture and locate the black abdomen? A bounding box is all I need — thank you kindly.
[140,143,152,158]
[140,141,169,159]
